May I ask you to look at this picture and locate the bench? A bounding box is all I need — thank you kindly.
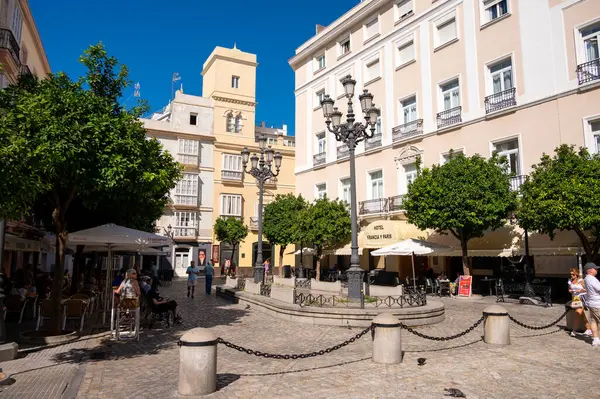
[496,279,552,307]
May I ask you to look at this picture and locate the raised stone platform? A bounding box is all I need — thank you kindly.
[216,285,445,327]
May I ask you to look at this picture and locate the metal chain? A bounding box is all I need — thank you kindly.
[508,310,567,330]
[217,325,373,359]
[400,316,485,341]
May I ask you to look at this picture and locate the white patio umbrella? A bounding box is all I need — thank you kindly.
[68,224,170,325]
[286,247,316,255]
[371,239,453,289]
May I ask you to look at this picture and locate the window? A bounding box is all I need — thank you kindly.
[175,173,199,206]
[582,23,600,63]
[232,76,240,89]
[397,40,415,66]
[441,79,460,110]
[441,149,464,164]
[316,132,326,154]
[400,96,417,124]
[365,17,379,41]
[402,163,417,194]
[396,0,413,20]
[494,139,520,175]
[11,4,22,44]
[365,58,380,82]
[267,137,277,145]
[316,90,325,108]
[591,121,600,153]
[178,139,199,165]
[221,194,242,216]
[369,170,384,200]
[315,54,326,71]
[340,37,351,56]
[174,212,197,236]
[235,115,242,133]
[435,17,457,48]
[375,116,382,134]
[489,59,513,94]
[340,178,351,203]
[189,113,198,126]
[484,0,508,23]
[226,113,235,132]
[223,154,242,171]
[316,183,327,199]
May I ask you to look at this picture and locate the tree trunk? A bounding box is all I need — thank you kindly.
[315,257,321,281]
[278,245,285,277]
[459,232,470,276]
[70,245,85,295]
[49,210,67,335]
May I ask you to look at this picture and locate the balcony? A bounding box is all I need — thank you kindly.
[313,152,326,166]
[0,28,20,67]
[437,106,462,129]
[220,214,242,221]
[359,198,388,215]
[249,217,259,231]
[365,133,382,151]
[221,170,243,183]
[485,88,516,114]
[393,119,423,142]
[577,59,600,86]
[388,195,405,212]
[337,144,349,160]
[173,195,198,207]
[177,154,199,166]
[173,227,197,238]
[509,175,526,192]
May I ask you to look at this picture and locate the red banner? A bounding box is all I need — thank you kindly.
[212,245,220,264]
[458,275,472,297]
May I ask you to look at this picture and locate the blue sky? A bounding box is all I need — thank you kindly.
[30,0,358,135]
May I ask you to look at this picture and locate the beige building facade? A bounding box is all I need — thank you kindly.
[202,46,296,275]
[289,0,600,279]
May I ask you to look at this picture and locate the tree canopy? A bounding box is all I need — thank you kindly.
[263,194,308,276]
[403,152,517,274]
[0,43,181,334]
[518,145,600,260]
[297,196,351,280]
[214,217,249,262]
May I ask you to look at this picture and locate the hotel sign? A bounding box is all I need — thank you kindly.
[362,220,399,248]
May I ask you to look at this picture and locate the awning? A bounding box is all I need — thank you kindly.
[4,234,41,252]
[324,243,362,256]
[360,220,428,249]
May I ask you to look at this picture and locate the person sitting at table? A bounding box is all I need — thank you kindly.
[145,286,181,324]
[139,276,152,294]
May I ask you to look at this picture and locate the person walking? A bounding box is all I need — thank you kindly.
[264,258,270,280]
[568,268,592,336]
[186,261,200,298]
[583,262,600,346]
[204,260,215,295]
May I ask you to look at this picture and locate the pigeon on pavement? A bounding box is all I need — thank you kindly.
[444,388,466,398]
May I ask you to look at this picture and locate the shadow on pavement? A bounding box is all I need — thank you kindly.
[236,357,371,377]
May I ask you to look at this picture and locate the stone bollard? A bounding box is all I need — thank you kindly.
[372,313,402,364]
[483,305,510,345]
[178,328,218,396]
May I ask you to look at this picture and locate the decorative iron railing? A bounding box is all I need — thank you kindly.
[484,88,516,114]
[313,152,326,166]
[0,28,20,66]
[388,195,405,212]
[365,133,382,150]
[359,198,388,215]
[337,144,349,160]
[295,279,311,289]
[260,284,271,297]
[392,119,423,142]
[222,170,243,182]
[436,106,462,129]
[294,291,427,308]
[577,59,600,86]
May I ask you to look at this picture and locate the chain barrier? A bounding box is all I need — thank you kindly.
[400,316,485,341]
[217,325,373,360]
[508,309,567,330]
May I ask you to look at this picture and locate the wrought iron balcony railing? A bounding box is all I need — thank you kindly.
[577,59,600,86]
[0,28,20,66]
[485,88,516,114]
[392,119,423,142]
[221,170,243,182]
[359,198,388,215]
[365,133,382,150]
[388,195,405,212]
[436,106,462,129]
[509,175,526,192]
[313,152,326,166]
[173,227,197,237]
[337,144,349,160]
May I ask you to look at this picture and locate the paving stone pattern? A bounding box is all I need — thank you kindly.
[4,278,600,398]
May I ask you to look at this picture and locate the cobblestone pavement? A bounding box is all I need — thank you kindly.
[4,279,600,399]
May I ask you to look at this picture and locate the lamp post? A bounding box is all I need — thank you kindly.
[321,75,380,300]
[241,136,283,284]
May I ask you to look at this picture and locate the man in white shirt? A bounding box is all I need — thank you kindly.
[583,262,600,347]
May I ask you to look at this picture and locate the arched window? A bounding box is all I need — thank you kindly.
[226,113,235,132]
[235,115,242,133]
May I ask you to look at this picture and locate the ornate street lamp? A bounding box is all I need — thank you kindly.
[242,136,283,284]
[321,75,380,300]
